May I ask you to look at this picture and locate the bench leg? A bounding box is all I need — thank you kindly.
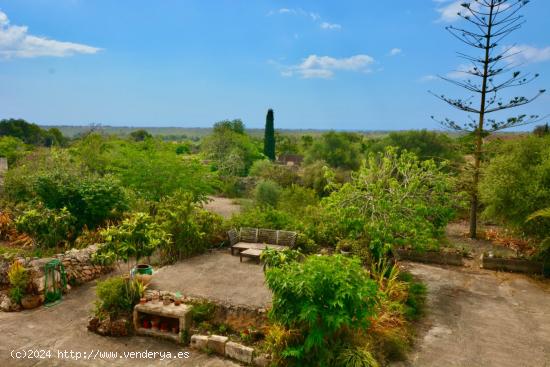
[240,254,243,263]
[231,247,234,256]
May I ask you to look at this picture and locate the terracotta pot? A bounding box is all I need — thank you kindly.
[163,296,171,306]
[142,319,151,329]
[139,297,147,305]
[174,299,181,306]
[151,319,159,330]
[21,295,42,309]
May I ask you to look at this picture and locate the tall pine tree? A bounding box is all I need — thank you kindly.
[264,109,276,161]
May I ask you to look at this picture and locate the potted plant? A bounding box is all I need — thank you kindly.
[163,295,171,306]
[132,264,153,285]
[93,213,168,280]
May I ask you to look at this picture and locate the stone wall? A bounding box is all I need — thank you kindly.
[481,254,548,276]
[395,249,464,266]
[0,244,113,311]
[144,290,269,332]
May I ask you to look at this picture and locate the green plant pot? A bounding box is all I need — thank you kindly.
[134,264,153,275]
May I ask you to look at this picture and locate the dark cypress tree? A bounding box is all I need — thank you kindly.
[264,109,276,161]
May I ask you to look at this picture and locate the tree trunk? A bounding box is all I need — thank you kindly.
[469,1,495,239]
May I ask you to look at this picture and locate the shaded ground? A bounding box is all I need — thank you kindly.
[150,250,271,308]
[203,197,241,219]
[394,262,550,367]
[0,276,240,367]
[445,220,516,268]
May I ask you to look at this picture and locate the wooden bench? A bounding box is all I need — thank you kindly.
[228,227,297,256]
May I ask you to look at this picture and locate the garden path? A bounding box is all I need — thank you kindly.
[0,275,240,367]
[149,250,271,308]
[393,262,550,367]
[203,197,241,219]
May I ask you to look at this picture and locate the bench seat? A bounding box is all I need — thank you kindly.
[230,242,286,255]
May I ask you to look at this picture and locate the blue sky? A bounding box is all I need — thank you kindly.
[0,0,549,130]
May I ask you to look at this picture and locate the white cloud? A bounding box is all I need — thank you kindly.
[435,0,509,23]
[320,22,341,30]
[309,12,321,21]
[435,0,483,23]
[389,48,402,56]
[268,8,340,30]
[445,63,477,79]
[282,54,375,79]
[419,75,438,82]
[505,44,550,65]
[0,10,101,58]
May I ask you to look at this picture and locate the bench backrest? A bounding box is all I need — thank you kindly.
[230,227,297,247]
[240,227,258,243]
[277,230,297,247]
[258,229,277,244]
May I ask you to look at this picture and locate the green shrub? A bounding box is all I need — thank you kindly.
[158,191,225,261]
[254,180,282,207]
[265,255,379,366]
[190,301,216,324]
[95,276,143,318]
[35,173,128,229]
[15,206,76,248]
[250,160,300,187]
[278,185,319,215]
[367,130,463,168]
[305,131,363,170]
[94,212,169,267]
[260,248,302,270]
[335,346,380,367]
[323,147,460,259]
[0,136,28,166]
[8,261,29,304]
[480,136,550,237]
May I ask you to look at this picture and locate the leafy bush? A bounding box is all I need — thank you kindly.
[527,208,550,264]
[158,191,225,262]
[190,301,216,323]
[305,131,363,170]
[254,180,282,207]
[95,276,143,318]
[265,255,379,366]
[15,206,76,248]
[0,119,66,147]
[324,147,460,260]
[8,261,29,304]
[0,136,28,165]
[94,212,169,267]
[367,130,462,167]
[278,185,319,215]
[231,206,298,231]
[480,136,550,237]
[260,248,302,270]
[202,119,262,176]
[335,346,380,367]
[35,173,128,229]
[249,160,300,187]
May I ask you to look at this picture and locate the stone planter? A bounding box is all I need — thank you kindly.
[394,249,463,266]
